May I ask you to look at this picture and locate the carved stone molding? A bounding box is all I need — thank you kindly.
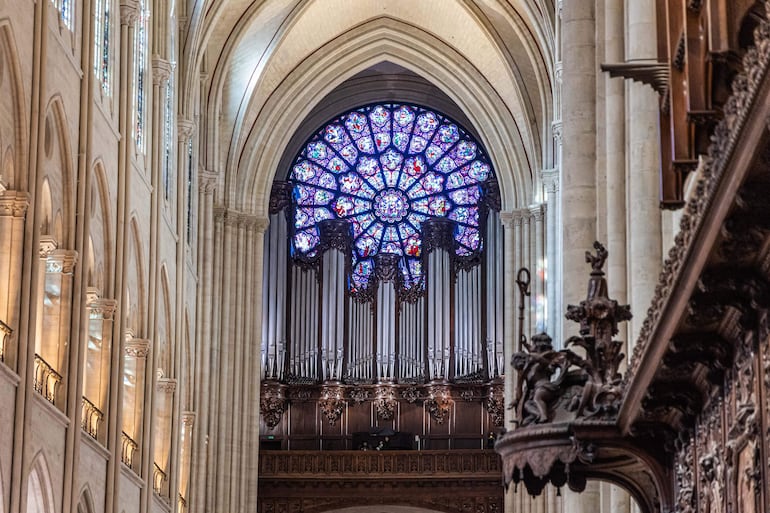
[125,338,150,358]
[540,168,559,195]
[46,249,78,274]
[87,298,117,320]
[319,386,344,426]
[551,120,563,144]
[177,118,195,141]
[198,170,217,195]
[151,56,172,86]
[156,378,177,394]
[181,411,196,427]
[39,235,58,258]
[119,0,140,25]
[0,190,29,217]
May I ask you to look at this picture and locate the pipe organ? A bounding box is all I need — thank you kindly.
[260,182,515,387]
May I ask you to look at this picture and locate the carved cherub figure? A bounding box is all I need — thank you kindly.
[585,241,608,272]
[511,333,570,425]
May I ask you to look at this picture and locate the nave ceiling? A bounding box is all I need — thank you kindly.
[180,0,556,215]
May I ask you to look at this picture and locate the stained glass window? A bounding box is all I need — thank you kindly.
[52,0,74,30]
[133,1,148,153]
[93,0,111,95]
[290,103,494,292]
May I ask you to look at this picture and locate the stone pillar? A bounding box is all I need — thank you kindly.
[541,170,559,340]
[500,211,516,513]
[563,481,601,513]
[123,336,150,468]
[530,204,546,332]
[83,292,117,440]
[153,377,176,495]
[0,191,29,366]
[626,0,661,342]
[560,0,596,337]
[605,0,628,345]
[178,411,195,509]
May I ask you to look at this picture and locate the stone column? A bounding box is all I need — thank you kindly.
[153,377,176,495]
[499,211,516,513]
[123,337,150,469]
[605,0,628,345]
[541,170,559,340]
[83,292,117,440]
[530,204,546,332]
[0,191,29,367]
[560,0,596,337]
[625,0,661,342]
[178,411,195,509]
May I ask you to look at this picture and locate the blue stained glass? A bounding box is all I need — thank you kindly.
[290,103,496,289]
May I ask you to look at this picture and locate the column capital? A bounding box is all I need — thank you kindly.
[528,203,546,220]
[177,118,195,141]
[125,338,151,358]
[499,211,516,229]
[199,170,217,194]
[46,249,78,274]
[182,411,196,427]
[254,216,270,233]
[551,120,563,144]
[88,298,118,320]
[156,377,177,394]
[39,235,58,258]
[120,0,140,26]
[0,191,29,217]
[152,56,172,86]
[540,168,560,194]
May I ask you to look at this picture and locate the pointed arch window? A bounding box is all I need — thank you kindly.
[93,0,111,95]
[163,73,173,201]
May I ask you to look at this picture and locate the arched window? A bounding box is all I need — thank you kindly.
[262,103,504,385]
[133,0,148,153]
[93,0,111,95]
[162,72,173,201]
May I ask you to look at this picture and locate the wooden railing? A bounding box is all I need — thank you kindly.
[121,431,138,469]
[259,449,502,478]
[81,396,104,440]
[33,354,62,404]
[0,319,11,363]
[152,462,167,495]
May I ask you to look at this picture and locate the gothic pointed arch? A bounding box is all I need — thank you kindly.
[25,452,55,513]
[0,18,28,190]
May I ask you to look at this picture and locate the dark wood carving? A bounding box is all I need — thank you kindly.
[260,382,287,430]
[269,180,293,215]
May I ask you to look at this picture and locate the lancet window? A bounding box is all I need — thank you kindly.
[262,103,505,385]
[133,1,148,153]
[93,0,111,95]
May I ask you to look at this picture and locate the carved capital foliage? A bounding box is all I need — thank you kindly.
[260,383,287,430]
[39,235,58,258]
[125,338,150,358]
[0,190,29,217]
[156,378,177,394]
[151,56,172,86]
[319,386,344,426]
[119,0,140,25]
[198,170,217,194]
[46,249,78,274]
[181,411,196,427]
[177,118,195,141]
[88,298,118,320]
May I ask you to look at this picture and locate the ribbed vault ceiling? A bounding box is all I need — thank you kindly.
[181,0,556,215]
